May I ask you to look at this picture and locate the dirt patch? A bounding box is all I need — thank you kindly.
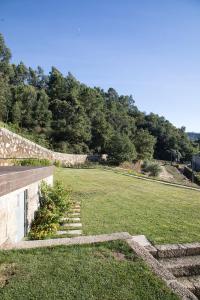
[0,263,17,288]
[112,251,126,261]
[159,166,174,181]
[94,250,126,261]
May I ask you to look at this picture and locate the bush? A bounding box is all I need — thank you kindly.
[53,160,62,167]
[142,161,162,177]
[29,181,71,240]
[14,158,52,167]
[65,161,99,169]
[29,207,59,240]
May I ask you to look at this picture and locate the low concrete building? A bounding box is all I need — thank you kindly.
[0,166,53,246]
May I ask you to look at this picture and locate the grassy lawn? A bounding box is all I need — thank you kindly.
[56,168,200,244]
[0,241,178,300]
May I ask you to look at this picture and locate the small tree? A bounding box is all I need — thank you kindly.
[134,129,156,160]
[106,134,137,165]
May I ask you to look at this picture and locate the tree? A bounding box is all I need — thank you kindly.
[0,33,11,74]
[11,62,29,85]
[12,101,22,125]
[33,90,52,131]
[106,134,137,165]
[0,76,11,121]
[134,129,156,160]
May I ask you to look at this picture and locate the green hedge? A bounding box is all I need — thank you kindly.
[13,158,52,167]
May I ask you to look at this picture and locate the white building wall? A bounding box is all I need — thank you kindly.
[0,175,53,246]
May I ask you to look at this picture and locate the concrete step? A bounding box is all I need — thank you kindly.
[64,223,82,228]
[73,205,80,209]
[64,217,81,222]
[70,209,80,213]
[57,230,67,235]
[155,243,200,259]
[159,255,200,277]
[65,229,82,236]
[68,212,80,217]
[177,275,200,298]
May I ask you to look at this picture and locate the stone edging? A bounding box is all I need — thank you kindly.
[105,168,200,192]
[0,232,132,250]
[126,239,197,300]
[0,232,197,299]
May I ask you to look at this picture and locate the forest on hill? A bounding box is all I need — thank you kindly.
[0,34,197,163]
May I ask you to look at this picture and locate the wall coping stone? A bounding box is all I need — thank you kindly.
[0,166,54,197]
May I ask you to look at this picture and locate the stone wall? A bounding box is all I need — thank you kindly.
[0,128,90,166]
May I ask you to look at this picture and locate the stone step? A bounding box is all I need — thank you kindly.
[72,201,80,205]
[70,209,80,213]
[155,243,200,259]
[64,217,81,222]
[68,213,80,217]
[57,230,67,235]
[159,255,200,277]
[65,229,82,236]
[177,275,200,298]
[64,223,82,228]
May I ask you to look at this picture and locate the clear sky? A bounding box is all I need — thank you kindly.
[0,0,200,131]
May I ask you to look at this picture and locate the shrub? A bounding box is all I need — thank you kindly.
[29,207,59,240]
[14,158,52,167]
[47,181,71,216]
[29,181,71,240]
[53,160,62,168]
[65,161,99,169]
[142,160,162,177]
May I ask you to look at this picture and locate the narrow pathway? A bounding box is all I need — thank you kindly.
[57,201,83,237]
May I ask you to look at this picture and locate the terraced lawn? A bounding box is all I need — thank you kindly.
[0,241,178,300]
[55,168,200,244]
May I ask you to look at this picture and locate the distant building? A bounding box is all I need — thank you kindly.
[0,166,53,246]
[192,155,200,172]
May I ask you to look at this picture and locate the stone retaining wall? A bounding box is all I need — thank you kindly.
[0,128,102,166]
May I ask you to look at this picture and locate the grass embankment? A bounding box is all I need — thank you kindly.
[0,241,178,300]
[55,168,200,244]
[164,164,197,187]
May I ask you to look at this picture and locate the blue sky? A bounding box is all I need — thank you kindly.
[1,0,200,131]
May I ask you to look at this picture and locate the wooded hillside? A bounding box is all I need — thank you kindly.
[0,34,196,162]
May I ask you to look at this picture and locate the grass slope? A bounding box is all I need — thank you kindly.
[0,241,178,300]
[56,168,200,244]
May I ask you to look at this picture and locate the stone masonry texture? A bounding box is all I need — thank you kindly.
[0,127,96,166]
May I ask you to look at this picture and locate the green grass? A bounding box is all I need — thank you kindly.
[55,168,200,244]
[0,241,178,300]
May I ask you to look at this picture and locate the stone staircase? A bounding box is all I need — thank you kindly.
[153,243,200,299]
[57,202,83,237]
